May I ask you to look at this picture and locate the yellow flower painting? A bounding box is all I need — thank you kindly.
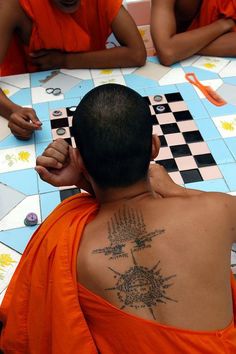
[100,69,113,75]
[203,63,216,69]
[0,254,16,280]
[18,151,30,162]
[221,121,235,131]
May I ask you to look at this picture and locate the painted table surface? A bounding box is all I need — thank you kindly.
[1,55,236,302]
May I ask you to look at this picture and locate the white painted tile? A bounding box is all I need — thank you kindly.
[0,195,41,231]
[0,144,36,173]
[180,55,200,67]
[60,68,92,80]
[0,73,30,88]
[0,116,11,142]
[31,87,64,104]
[0,82,20,97]
[159,68,187,86]
[212,114,236,138]
[121,67,137,75]
[0,243,21,294]
[219,60,236,78]
[91,68,123,79]
[93,75,126,87]
[0,183,26,220]
[192,56,230,73]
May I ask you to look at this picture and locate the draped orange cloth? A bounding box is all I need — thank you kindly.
[189,0,236,32]
[0,194,99,354]
[79,278,236,354]
[0,0,122,76]
[1,192,236,353]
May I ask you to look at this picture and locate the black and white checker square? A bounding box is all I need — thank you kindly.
[148,93,222,184]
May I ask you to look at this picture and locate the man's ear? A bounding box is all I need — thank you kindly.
[72,147,90,180]
[151,134,160,160]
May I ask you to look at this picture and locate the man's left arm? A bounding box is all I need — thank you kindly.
[199,32,236,56]
[31,6,146,71]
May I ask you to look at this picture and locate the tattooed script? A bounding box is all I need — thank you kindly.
[92,206,165,259]
[106,251,177,319]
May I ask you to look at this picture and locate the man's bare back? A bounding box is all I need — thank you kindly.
[77,189,234,331]
[34,84,236,351]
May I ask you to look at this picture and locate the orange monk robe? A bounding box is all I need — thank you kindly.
[0,193,236,353]
[0,0,122,76]
[189,0,236,32]
[0,194,99,354]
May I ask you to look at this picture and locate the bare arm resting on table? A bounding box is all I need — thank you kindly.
[31,6,146,71]
[0,0,41,139]
[151,0,235,65]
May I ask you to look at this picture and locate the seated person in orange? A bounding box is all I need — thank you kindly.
[1,84,236,353]
[151,0,236,65]
[0,0,146,139]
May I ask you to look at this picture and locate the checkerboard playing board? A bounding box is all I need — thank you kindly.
[145,92,221,185]
[50,92,221,186]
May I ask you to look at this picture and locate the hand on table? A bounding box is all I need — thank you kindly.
[30,50,66,71]
[8,107,42,140]
[35,139,94,194]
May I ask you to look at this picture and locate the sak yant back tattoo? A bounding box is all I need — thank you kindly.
[106,251,177,320]
[92,206,165,259]
[92,206,177,318]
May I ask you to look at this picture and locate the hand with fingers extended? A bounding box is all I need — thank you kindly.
[8,107,42,140]
[35,139,94,194]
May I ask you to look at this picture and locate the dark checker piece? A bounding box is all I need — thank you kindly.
[156,105,166,113]
[53,110,63,117]
[153,104,171,114]
[66,106,77,116]
[154,95,163,102]
[56,127,66,136]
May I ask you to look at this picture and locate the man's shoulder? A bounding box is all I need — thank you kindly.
[0,0,24,24]
[184,191,235,220]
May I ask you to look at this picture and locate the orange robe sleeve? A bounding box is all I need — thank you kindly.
[0,193,99,354]
[189,0,236,32]
[0,0,122,76]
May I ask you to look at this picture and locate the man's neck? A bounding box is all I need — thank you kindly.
[93,179,158,206]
